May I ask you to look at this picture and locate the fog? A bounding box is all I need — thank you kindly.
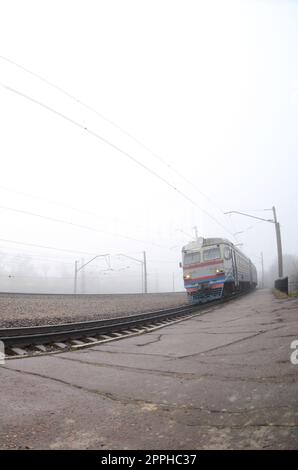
[0,0,297,294]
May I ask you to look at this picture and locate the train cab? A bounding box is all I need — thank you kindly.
[181,237,257,304]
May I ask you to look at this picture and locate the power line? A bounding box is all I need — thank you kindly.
[0,274,111,280]
[1,266,131,280]
[1,255,101,271]
[0,54,227,216]
[232,219,266,236]
[244,220,266,231]
[0,184,139,230]
[0,237,101,256]
[0,240,177,267]
[0,252,75,265]
[0,243,82,262]
[0,204,166,248]
[0,82,236,240]
[236,208,274,213]
[1,183,211,249]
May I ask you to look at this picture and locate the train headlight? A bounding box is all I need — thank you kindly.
[216,269,224,274]
[185,274,191,279]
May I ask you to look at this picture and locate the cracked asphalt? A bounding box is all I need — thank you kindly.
[1,289,297,449]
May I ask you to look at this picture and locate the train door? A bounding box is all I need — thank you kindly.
[232,249,239,287]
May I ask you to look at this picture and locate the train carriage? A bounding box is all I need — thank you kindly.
[181,237,257,304]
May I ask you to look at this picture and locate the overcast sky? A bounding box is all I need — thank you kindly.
[0,0,297,293]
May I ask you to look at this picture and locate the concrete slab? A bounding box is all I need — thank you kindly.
[1,289,298,449]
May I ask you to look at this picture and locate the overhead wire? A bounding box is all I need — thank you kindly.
[0,54,227,216]
[0,184,139,231]
[0,82,237,240]
[0,203,166,248]
[0,274,114,280]
[0,252,75,265]
[239,219,266,233]
[0,242,86,262]
[0,237,102,256]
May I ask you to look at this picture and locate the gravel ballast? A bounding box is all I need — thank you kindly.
[0,292,188,328]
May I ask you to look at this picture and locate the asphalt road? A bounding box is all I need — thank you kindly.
[1,289,297,449]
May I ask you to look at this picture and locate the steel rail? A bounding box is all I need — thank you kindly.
[0,290,252,349]
[0,304,195,347]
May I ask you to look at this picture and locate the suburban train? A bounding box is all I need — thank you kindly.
[181,237,257,304]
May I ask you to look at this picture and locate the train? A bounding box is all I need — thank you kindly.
[181,237,257,304]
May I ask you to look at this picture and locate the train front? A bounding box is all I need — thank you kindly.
[181,238,226,304]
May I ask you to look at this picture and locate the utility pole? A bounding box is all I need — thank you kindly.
[272,206,283,278]
[143,251,148,294]
[193,226,198,240]
[74,260,78,295]
[81,258,85,294]
[172,272,175,292]
[154,269,159,293]
[260,252,264,288]
[117,252,148,294]
[224,206,283,278]
[74,254,110,295]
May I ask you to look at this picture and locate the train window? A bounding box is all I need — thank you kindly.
[224,246,231,260]
[203,247,221,261]
[184,252,201,265]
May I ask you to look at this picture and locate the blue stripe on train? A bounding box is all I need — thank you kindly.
[184,276,225,288]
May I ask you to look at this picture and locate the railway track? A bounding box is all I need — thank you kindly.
[0,291,250,359]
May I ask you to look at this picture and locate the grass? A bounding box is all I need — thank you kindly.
[272,288,298,299]
[272,288,289,299]
[289,291,298,298]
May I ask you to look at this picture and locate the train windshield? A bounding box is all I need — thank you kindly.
[203,247,221,261]
[184,251,201,265]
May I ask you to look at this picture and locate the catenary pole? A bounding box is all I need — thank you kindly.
[74,260,78,295]
[143,251,148,294]
[224,207,283,279]
[272,206,283,278]
[74,254,110,294]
